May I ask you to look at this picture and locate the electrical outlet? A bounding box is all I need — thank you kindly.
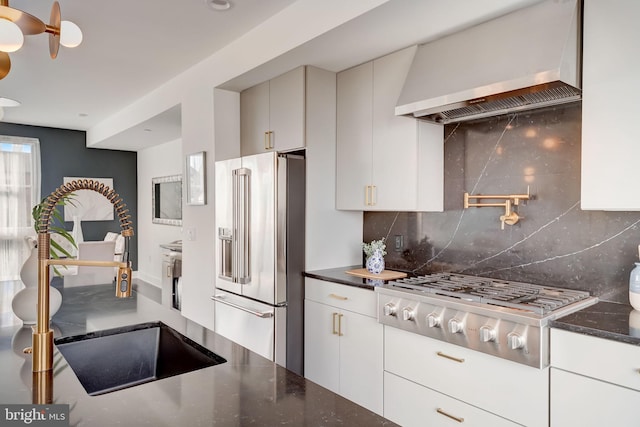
[394,235,404,252]
[186,227,196,241]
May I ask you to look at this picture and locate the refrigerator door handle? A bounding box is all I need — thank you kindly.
[211,294,273,318]
[233,167,251,284]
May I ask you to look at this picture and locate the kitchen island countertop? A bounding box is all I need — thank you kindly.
[0,280,396,426]
[550,300,640,347]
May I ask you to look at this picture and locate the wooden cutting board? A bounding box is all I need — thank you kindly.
[345,268,407,280]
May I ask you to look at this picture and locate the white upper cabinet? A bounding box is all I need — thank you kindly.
[240,66,305,156]
[336,46,443,211]
[581,0,640,210]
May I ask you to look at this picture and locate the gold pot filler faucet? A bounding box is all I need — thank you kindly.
[28,179,134,377]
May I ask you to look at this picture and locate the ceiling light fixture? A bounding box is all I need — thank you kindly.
[206,0,232,11]
[0,0,83,80]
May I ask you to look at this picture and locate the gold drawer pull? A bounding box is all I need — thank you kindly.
[329,293,348,301]
[437,408,464,423]
[437,351,465,363]
[337,313,344,336]
[332,313,338,335]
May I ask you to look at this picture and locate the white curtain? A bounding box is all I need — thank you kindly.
[0,136,41,281]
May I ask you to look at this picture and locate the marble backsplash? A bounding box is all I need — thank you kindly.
[363,103,640,303]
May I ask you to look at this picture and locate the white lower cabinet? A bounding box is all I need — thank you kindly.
[550,328,640,427]
[384,326,549,427]
[304,278,383,415]
[384,372,519,427]
[550,368,640,427]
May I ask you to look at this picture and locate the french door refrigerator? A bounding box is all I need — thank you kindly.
[213,151,305,375]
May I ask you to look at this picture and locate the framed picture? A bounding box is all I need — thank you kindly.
[186,151,207,205]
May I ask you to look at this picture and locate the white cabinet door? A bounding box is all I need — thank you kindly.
[240,67,306,156]
[335,46,443,211]
[581,0,640,210]
[304,299,340,394]
[304,279,383,415]
[339,309,383,415]
[371,46,420,211]
[240,81,269,156]
[551,368,640,427]
[269,66,305,153]
[336,61,373,210]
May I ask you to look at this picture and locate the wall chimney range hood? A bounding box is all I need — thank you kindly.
[396,0,581,124]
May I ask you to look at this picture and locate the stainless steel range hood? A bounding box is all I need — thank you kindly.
[396,0,581,124]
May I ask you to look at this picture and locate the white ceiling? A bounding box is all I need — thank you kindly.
[0,0,542,151]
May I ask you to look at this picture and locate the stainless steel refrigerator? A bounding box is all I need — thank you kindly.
[213,151,305,375]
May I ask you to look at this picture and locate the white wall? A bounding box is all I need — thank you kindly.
[305,67,362,270]
[137,138,183,286]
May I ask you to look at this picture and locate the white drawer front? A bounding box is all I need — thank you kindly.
[385,326,548,427]
[551,368,640,427]
[305,278,376,317]
[384,372,520,427]
[551,328,640,392]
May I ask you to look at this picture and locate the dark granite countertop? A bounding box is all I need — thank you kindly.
[304,265,405,290]
[550,300,640,347]
[0,280,396,426]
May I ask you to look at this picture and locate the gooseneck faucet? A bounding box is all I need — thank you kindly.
[31,179,134,373]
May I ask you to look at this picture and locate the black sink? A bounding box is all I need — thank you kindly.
[54,321,226,395]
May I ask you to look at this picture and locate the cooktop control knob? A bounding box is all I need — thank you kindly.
[383,303,397,317]
[448,318,464,334]
[402,307,415,321]
[507,332,525,350]
[426,313,441,328]
[479,325,497,342]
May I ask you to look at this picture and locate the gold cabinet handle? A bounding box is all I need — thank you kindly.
[436,408,464,423]
[332,312,338,335]
[329,293,348,301]
[436,351,465,363]
[166,265,172,277]
[337,313,344,336]
[263,130,274,149]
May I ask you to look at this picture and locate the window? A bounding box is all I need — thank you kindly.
[0,136,41,281]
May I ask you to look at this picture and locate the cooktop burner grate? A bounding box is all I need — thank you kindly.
[389,273,591,315]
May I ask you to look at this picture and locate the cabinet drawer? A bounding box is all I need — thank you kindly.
[384,372,519,427]
[385,326,548,427]
[551,328,640,391]
[551,368,640,427]
[305,278,376,317]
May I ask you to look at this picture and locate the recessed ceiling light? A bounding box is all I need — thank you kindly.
[206,0,231,11]
[0,97,21,107]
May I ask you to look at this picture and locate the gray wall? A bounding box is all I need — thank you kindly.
[364,103,640,303]
[0,122,138,269]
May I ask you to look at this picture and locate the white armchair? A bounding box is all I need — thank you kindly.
[104,231,125,262]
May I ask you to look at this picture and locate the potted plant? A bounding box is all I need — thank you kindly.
[31,194,78,261]
[362,238,387,274]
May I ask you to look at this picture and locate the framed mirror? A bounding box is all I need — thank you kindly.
[152,175,183,226]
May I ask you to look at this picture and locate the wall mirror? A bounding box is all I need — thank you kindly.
[152,175,183,226]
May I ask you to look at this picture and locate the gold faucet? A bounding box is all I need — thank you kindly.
[31,179,134,373]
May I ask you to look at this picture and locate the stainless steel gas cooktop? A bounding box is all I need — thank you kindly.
[376,273,598,368]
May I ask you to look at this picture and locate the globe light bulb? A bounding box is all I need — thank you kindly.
[60,21,82,48]
[0,19,24,53]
